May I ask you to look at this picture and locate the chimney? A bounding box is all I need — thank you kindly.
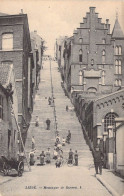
[21,9,23,14]
[106,19,109,24]
[98,18,102,23]
[89,7,96,13]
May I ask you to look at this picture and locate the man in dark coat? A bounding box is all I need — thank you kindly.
[68,149,73,164]
[46,118,51,130]
[40,151,45,165]
[93,146,104,175]
[74,150,78,166]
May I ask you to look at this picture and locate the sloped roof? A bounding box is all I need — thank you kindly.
[0,12,8,16]
[112,18,124,38]
[0,64,12,87]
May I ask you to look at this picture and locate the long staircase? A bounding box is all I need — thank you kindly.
[25,60,93,167]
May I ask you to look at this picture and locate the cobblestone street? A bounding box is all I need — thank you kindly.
[0,60,111,196]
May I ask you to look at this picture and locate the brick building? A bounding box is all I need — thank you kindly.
[56,7,124,175]
[30,30,44,97]
[0,63,18,158]
[58,7,124,94]
[0,13,34,145]
[72,88,124,175]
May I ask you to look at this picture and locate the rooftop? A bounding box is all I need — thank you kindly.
[112,18,124,38]
[0,12,8,16]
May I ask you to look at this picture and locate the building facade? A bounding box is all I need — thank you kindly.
[56,7,124,175]
[30,30,44,92]
[0,13,34,145]
[0,63,18,158]
[58,7,124,95]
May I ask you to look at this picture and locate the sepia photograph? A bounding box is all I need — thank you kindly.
[0,0,124,196]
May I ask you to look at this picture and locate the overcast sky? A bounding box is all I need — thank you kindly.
[1,0,124,56]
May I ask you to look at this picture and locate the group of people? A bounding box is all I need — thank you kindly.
[30,135,104,175]
[29,130,79,168]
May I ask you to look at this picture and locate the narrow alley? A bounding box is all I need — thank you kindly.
[0,60,111,196]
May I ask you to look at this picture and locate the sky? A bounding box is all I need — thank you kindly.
[0,0,124,56]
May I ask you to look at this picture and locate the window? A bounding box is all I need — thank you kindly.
[91,59,94,65]
[102,50,105,64]
[115,79,118,86]
[102,71,105,85]
[79,38,83,44]
[115,79,121,86]
[118,79,122,86]
[79,49,83,63]
[115,60,122,74]
[2,33,13,50]
[104,112,118,133]
[79,71,83,85]
[118,60,122,74]
[0,95,3,120]
[102,39,106,44]
[115,46,122,55]
[2,61,13,67]
[102,50,105,56]
[115,46,118,55]
[119,46,122,55]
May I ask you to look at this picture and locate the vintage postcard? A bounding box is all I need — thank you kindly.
[0,0,124,196]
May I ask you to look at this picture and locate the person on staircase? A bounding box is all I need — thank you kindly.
[48,97,52,105]
[55,155,62,168]
[32,136,35,150]
[53,148,58,160]
[29,150,35,166]
[45,148,51,164]
[62,137,66,146]
[35,116,39,127]
[66,130,71,144]
[46,118,51,130]
[68,149,73,164]
[74,150,78,166]
[40,151,45,165]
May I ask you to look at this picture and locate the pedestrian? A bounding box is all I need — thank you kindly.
[74,150,78,166]
[45,148,51,163]
[55,155,62,168]
[35,116,39,127]
[66,105,68,112]
[46,118,51,130]
[40,151,45,165]
[32,136,35,150]
[68,149,73,164]
[66,130,71,144]
[56,134,60,142]
[29,150,35,166]
[62,137,66,146]
[53,148,58,160]
[93,145,104,175]
[48,97,51,105]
